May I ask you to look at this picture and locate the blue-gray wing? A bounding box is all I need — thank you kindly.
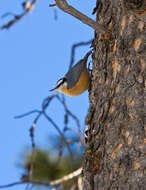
[65,51,91,89]
[65,60,84,89]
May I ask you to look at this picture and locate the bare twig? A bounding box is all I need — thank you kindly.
[14,110,40,119]
[0,0,38,30]
[0,167,82,188]
[15,94,76,167]
[15,94,57,147]
[49,4,57,7]
[54,0,105,33]
[56,94,84,158]
[15,94,60,181]
[69,39,93,70]
[0,182,24,189]
[57,95,81,130]
[43,111,73,159]
[50,167,82,186]
[15,93,81,157]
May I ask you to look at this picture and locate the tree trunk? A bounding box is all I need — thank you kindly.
[83,0,146,189]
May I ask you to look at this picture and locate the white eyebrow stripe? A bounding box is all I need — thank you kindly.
[57,81,67,90]
[56,79,64,87]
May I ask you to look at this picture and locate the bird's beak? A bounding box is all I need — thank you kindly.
[49,87,57,91]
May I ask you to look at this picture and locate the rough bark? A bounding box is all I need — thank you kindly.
[83,0,146,189]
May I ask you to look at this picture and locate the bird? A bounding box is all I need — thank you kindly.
[50,51,91,96]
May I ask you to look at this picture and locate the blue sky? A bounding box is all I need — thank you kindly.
[0,0,95,189]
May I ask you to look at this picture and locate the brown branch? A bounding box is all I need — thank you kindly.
[0,0,38,30]
[54,0,105,33]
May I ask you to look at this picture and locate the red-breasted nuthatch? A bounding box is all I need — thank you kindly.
[50,52,91,96]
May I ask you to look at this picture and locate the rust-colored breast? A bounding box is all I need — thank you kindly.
[57,69,90,96]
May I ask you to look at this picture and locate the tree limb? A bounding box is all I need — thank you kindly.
[54,0,105,33]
